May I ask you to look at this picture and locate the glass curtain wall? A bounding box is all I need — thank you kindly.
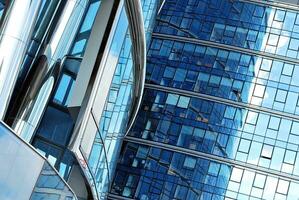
[111,0,299,199]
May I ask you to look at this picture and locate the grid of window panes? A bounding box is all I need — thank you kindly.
[146,39,299,115]
[129,89,299,176]
[112,142,299,200]
[110,0,299,199]
[143,0,160,44]
[154,0,299,59]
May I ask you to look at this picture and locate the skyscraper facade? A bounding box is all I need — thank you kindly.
[2,0,299,200]
[110,0,299,199]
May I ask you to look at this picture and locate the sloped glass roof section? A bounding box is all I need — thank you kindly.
[0,121,76,200]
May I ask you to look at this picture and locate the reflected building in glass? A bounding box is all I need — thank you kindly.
[110,0,299,199]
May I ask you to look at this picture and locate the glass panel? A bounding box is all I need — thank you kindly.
[79,1,101,33]
[0,123,75,199]
[53,74,73,105]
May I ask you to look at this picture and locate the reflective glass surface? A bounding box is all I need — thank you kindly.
[0,122,75,200]
[128,89,299,176]
[154,0,299,59]
[112,142,299,200]
[111,0,299,199]
[146,40,299,115]
[83,7,131,198]
[30,162,75,200]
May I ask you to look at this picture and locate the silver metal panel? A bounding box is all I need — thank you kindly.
[68,0,119,153]
[68,0,116,110]
[0,0,42,120]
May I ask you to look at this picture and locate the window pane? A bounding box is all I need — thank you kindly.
[53,74,71,104]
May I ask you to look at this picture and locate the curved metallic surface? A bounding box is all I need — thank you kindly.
[3,0,63,128]
[124,0,146,136]
[12,58,62,141]
[11,55,50,139]
[68,0,120,151]
[9,0,89,141]
[0,0,42,120]
[0,121,77,200]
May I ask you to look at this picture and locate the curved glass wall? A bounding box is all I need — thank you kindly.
[16,0,62,84]
[32,0,102,179]
[0,122,76,200]
[111,0,299,199]
[6,0,63,119]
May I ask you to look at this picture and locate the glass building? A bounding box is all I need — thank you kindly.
[0,0,158,199]
[2,0,299,200]
[110,0,299,199]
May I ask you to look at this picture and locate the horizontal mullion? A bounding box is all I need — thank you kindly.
[124,136,299,183]
[240,0,299,12]
[152,33,299,66]
[144,83,299,122]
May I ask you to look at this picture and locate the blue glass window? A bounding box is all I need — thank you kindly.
[53,74,74,106]
[177,96,190,108]
[183,156,196,168]
[166,94,179,105]
[80,1,101,33]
